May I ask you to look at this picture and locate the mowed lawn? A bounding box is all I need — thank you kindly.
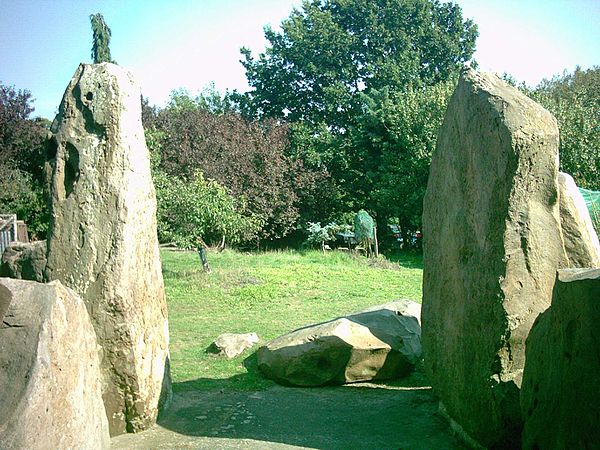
[161,249,423,392]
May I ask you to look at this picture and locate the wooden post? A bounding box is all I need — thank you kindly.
[374,226,379,258]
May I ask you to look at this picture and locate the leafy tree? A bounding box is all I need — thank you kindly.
[154,170,261,249]
[240,0,477,127]
[0,82,49,238]
[530,66,600,188]
[348,79,455,231]
[90,13,114,64]
[152,91,320,240]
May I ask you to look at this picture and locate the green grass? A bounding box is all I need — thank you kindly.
[162,248,423,392]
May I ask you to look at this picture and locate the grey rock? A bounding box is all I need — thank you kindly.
[422,69,564,449]
[521,268,600,450]
[257,306,421,386]
[45,63,171,436]
[357,299,421,325]
[208,332,260,359]
[0,278,110,449]
[558,172,600,268]
[0,240,46,282]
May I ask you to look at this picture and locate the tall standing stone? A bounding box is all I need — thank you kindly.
[422,69,564,448]
[45,63,171,436]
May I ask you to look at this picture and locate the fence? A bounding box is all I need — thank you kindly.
[0,214,18,255]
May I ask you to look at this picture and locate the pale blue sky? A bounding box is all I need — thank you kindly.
[1,0,598,120]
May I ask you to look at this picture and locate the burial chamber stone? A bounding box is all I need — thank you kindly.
[0,278,110,449]
[558,172,600,268]
[45,63,171,436]
[0,240,47,282]
[257,303,421,386]
[520,269,600,450]
[422,69,564,449]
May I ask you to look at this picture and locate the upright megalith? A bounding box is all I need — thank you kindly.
[0,278,110,449]
[558,172,600,268]
[45,63,171,435]
[521,269,600,450]
[422,69,564,448]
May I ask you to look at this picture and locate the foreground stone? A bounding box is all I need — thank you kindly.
[422,69,564,448]
[257,305,421,386]
[0,278,110,449]
[558,172,600,268]
[45,63,171,435]
[208,332,260,359]
[0,240,47,282]
[521,268,600,450]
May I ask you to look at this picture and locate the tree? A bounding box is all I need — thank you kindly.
[152,91,321,241]
[240,0,477,127]
[90,13,114,64]
[0,82,49,238]
[530,66,600,188]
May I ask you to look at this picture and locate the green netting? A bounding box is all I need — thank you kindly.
[579,188,600,216]
[354,210,375,241]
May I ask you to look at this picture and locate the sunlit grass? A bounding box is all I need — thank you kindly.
[162,248,423,392]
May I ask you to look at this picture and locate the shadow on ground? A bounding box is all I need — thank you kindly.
[111,362,466,450]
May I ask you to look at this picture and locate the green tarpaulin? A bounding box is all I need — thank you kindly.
[579,188,600,217]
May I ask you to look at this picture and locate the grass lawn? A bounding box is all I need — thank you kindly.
[162,248,423,392]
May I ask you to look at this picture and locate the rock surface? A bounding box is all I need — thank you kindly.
[521,268,600,450]
[357,299,421,325]
[558,172,600,268]
[0,278,110,449]
[257,306,421,386]
[45,63,171,436]
[208,332,260,359]
[0,240,47,282]
[422,69,564,448]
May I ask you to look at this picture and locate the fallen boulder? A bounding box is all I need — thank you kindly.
[0,278,109,449]
[558,172,600,268]
[521,268,600,450]
[208,332,260,358]
[0,240,46,282]
[45,62,171,435]
[422,69,564,449]
[257,305,421,386]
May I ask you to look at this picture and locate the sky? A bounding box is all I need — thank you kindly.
[1,0,598,120]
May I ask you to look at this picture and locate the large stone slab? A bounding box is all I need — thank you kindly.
[521,268,600,450]
[558,172,600,268]
[45,63,171,435]
[257,305,421,386]
[0,240,47,282]
[0,278,110,449]
[422,69,564,448]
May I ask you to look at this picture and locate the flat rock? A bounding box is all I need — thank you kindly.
[558,172,600,267]
[0,240,46,282]
[45,63,171,435]
[257,306,421,386]
[357,299,421,324]
[521,268,600,450]
[0,278,110,449]
[422,69,564,448]
[208,332,260,359]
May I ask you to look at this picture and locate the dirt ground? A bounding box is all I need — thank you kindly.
[111,371,467,450]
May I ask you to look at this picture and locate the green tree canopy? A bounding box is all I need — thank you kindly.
[90,13,114,64]
[530,66,600,188]
[240,0,477,127]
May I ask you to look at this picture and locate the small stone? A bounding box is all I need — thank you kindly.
[207,333,260,359]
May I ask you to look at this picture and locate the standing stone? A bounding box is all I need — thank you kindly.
[45,63,171,436]
[0,278,110,449]
[558,172,600,268]
[422,69,564,449]
[521,269,600,450]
